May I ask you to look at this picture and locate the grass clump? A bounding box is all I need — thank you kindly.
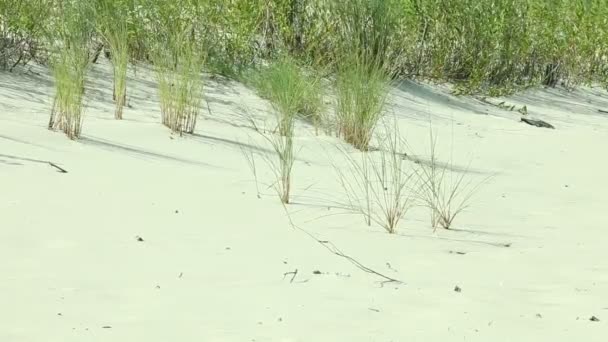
[335,119,414,234]
[246,56,324,135]
[48,1,94,140]
[94,0,130,119]
[149,1,205,135]
[335,57,391,151]
[246,56,319,204]
[244,56,325,204]
[331,0,397,151]
[414,129,483,230]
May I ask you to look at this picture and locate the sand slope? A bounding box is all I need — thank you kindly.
[1,60,608,341]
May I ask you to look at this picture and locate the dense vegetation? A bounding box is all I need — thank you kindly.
[2,0,607,93]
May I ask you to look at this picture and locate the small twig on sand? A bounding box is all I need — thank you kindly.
[521,117,555,129]
[280,202,403,286]
[283,269,298,283]
[49,162,68,173]
[599,109,608,114]
[205,98,213,118]
[0,154,68,173]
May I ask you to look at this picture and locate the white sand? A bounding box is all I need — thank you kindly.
[1,60,608,341]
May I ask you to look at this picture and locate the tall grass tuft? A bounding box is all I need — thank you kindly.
[95,0,130,119]
[331,0,398,151]
[414,128,484,230]
[48,0,94,140]
[246,56,320,204]
[150,1,205,135]
[334,117,414,234]
[335,56,391,151]
[246,56,324,135]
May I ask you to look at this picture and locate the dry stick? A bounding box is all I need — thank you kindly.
[239,142,262,198]
[10,53,23,71]
[49,97,57,129]
[280,202,403,286]
[598,109,608,114]
[283,269,298,283]
[205,98,213,118]
[0,153,68,173]
[48,162,68,173]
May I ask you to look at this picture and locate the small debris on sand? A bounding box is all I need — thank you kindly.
[521,117,555,129]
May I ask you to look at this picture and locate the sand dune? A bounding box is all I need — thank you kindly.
[1,59,608,341]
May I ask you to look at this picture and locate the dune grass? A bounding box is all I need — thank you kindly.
[242,112,295,204]
[331,0,397,151]
[245,56,321,204]
[335,118,414,233]
[414,128,484,230]
[150,4,205,135]
[335,56,391,151]
[5,0,608,94]
[94,0,129,119]
[48,1,94,140]
[153,45,204,135]
[246,56,324,135]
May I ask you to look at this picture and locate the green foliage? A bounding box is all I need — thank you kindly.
[0,0,49,70]
[48,0,95,139]
[247,56,324,134]
[4,0,608,93]
[335,54,391,151]
[331,0,407,74]
[95,0,130,119]
[201,0,264,75]
[409,0,608,92]
[246,56,325,203]
[148,0,205,135]
[335,119,414,233]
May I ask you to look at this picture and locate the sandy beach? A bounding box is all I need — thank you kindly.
[1,59,608,341]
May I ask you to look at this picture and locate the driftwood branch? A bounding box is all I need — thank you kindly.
[280,203,403,286]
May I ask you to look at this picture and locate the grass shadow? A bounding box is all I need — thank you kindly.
[80,136,220,168]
